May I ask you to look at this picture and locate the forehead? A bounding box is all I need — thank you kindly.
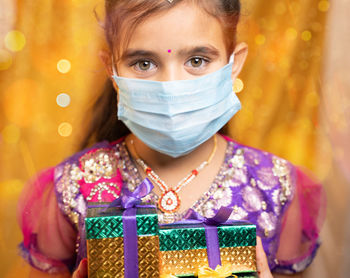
[124,2,226,56]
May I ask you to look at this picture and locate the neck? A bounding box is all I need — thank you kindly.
[126,133,215,170]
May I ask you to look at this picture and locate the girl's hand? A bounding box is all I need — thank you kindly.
[72,258,88,278]
[256,236,273,278]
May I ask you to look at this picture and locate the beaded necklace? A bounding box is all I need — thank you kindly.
[129,135,217,213]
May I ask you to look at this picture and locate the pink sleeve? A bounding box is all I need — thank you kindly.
[274,167,326,273]
[17,168,77,274]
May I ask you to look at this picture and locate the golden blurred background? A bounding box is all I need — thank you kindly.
[0,0,349,277]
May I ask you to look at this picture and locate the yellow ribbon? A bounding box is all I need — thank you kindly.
[197,264,238,278]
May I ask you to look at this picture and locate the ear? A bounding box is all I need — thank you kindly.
[99,49,119,93]
[99,49,113,76]
[231,42,248,80]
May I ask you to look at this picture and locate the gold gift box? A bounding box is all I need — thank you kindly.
[159,246,256,275]
[87,236,160,278]
[85,204,160,278]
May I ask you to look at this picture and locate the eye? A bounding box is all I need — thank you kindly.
[132,60,156,72]
[190,57,203,67]
[186,57,210,69]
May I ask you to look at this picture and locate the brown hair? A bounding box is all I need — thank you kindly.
[80,0,241,150]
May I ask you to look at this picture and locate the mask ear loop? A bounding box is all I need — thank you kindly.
[110,56,120,99]
[111,55,118,76]
[229,53,239,94]
[229,53,235,64]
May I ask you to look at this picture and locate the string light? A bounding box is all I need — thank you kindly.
[56,93,71,107]
[58,122,73,137]
[57,59,71,73]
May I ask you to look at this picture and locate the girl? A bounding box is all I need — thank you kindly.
[17,0,325,277]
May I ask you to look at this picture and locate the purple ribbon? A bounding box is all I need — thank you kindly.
[103,178,154,278]
[181,207,233,269]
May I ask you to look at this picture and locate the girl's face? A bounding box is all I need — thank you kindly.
[114,1,232,81]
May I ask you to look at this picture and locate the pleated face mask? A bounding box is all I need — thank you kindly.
[112,54,241,157]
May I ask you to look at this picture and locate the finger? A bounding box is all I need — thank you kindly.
[72,258,88,278]
[256,236,273,278]
[78,258,88,278]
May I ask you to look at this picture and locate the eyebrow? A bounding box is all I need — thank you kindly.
[178,45,220,58]
[120,45,220,61]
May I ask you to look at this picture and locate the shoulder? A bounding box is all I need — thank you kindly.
[53,138,126,227]
[217,135,297,230]
[223,134,296,207]
[211,136,301,268]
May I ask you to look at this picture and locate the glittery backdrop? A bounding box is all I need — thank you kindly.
[0,0,348,277]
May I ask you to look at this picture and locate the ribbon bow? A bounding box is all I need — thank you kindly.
[170,206,233,271]
[183,206,233,225]
[106,177,154,209]
[197,265,238,278]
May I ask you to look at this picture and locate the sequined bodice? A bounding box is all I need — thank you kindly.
[118,139,237,223]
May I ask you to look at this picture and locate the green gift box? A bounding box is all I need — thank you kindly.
[85,203,160,278]
[158,220,257,277]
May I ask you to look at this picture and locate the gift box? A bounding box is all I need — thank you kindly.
[85,179,257,278]
[85,203,160,278]
[158,216,257,277]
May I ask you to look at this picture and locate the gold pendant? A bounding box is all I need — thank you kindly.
[158,189,180,213]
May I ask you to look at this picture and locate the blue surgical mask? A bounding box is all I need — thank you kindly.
[112,54,241,157]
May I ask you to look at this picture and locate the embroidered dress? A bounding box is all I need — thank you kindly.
[17,135,326,275]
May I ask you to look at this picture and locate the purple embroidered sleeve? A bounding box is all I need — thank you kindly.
[54,140,123,269]
[208,136,326,274]
[17,140,124,273]
[17,167,76,273]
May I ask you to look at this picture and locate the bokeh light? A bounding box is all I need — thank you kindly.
[255,34,266,45]
[4,30,26,52]
[56,93,71,107]
[306,91,320,107]
[252,86,263,100]
[57,59,71,73]
[58,122,73,137]
[299,60,309,70]
[274,2,287,15]
[285,28,298,40]
[1,124,21,144]
[0,179,24,199]
[279,57,290,71]
[311,22,323,33]
[0,49,13,70]
[301,30,312,41]
[2,79,41,126]
[318,0,330,12]
[233,78,244,93]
